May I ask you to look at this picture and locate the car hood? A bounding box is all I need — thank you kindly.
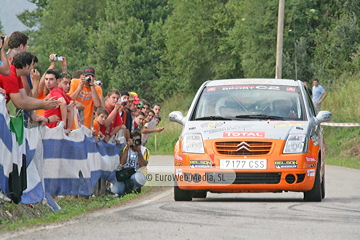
[183,120,309,141]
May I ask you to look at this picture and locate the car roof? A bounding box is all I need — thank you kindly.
[205,78,299,87]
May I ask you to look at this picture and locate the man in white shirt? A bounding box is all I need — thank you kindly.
[312,78,327,113]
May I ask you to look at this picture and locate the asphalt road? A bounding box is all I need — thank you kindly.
[3,155,360,240]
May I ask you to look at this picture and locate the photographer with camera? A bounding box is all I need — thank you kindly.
[0,35,10,76]
[68,66,103,129]
[111,130,149,196]
[103,89,126,143]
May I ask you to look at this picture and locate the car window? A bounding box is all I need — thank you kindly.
[193,85,305,121]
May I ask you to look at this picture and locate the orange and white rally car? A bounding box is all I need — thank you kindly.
[169,79,332,201]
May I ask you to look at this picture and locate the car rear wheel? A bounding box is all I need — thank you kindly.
[174,182,192,201]
[321,174,325,199]
[303,163,322,202]
[192,191,207,198]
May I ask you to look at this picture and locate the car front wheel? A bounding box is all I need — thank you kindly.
[192,191,207,198]
[174,182,192,201]
[303,163,323,202]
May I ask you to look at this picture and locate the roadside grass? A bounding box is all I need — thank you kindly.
[146,93,194,155]
[321,73,360,170]
[326,157,360,170]
[0,187,151,232]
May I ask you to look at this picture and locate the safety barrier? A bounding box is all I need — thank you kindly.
[321,122,360,127]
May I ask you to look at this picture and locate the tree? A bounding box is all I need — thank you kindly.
[89,0,170,102]
[17,0,49,28]
[160,0,240,98]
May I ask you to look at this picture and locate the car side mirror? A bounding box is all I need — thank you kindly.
[315,111,332,124]
[169,111,185,125]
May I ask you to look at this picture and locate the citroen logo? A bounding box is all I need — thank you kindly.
[236,141,251,152]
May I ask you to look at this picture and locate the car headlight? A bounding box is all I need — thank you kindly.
[182,134,205,153]
[283,134,307,153]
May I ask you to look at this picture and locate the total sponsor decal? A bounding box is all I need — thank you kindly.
[308,169,315,177]
[175,154,184,161]
[223,131,265,138]
[306,156,316,162]
[274,160,298,169]
[190,160,212,168]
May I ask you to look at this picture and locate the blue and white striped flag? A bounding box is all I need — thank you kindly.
[41,123,122,196]
[0,94,123,208]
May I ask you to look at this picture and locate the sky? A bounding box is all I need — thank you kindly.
[1,0,37,35]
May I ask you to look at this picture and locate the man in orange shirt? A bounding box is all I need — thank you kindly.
[68,66,103,129]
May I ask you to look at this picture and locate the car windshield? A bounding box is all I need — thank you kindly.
[193,84,305,121]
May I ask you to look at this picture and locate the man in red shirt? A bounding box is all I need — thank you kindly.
[44,69,74,133]
[0,51,59,125]
[103,89,126,143]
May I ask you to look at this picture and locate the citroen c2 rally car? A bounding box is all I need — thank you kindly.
[169,78,332,202]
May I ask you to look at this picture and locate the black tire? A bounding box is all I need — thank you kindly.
[192,191,207,198]
[304,163,322,202]
[321,174,325,199]
[174,183,192,201]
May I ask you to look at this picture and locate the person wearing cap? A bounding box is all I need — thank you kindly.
[68,66,103,129]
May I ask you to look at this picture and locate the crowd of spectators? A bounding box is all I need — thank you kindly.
[0,31,166,198]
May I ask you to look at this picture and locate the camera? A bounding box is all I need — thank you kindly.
[0,36,4,45]
[132,138,142,146]
[51,54,63,62]
[85,76,92,82]
[118,97,128,106]
[53,54,63,61]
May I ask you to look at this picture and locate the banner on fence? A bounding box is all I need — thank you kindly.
[0,95,123,207]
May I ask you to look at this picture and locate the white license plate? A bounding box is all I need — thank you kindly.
[220,159,267,169]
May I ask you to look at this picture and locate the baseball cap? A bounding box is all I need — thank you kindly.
[137,101,144,108]
[83,66,95,76]
[133,95,141,104]
[129,94,141,104]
